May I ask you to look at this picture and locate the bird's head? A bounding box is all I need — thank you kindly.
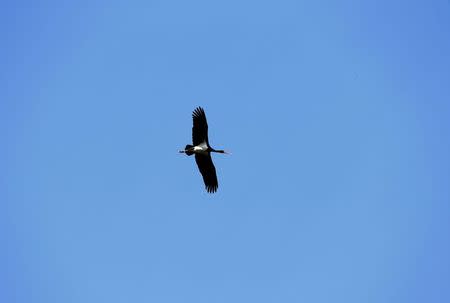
[216,150,231,155]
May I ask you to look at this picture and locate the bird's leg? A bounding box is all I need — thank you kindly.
[180,145,195,156]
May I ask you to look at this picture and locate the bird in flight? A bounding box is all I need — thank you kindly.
[180,107,229,193]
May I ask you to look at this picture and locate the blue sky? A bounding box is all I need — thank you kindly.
[2,1,450,302]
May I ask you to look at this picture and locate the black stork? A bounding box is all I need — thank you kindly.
[179,107,229,193]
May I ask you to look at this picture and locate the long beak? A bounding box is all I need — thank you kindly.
[223,151,231,155]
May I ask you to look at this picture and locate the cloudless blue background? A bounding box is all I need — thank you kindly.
[2,1,450,302]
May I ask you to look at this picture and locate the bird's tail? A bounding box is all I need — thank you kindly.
[184,144,194,156]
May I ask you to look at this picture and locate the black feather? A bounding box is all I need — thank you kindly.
[192,107,209,146]
[194,153,218,193]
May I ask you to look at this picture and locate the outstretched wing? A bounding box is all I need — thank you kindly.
[192,107,209,146]
[195,154,218,193]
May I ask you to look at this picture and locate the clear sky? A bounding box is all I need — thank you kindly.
[2,1,450,302]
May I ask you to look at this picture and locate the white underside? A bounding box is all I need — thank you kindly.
[193,142,208,154]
